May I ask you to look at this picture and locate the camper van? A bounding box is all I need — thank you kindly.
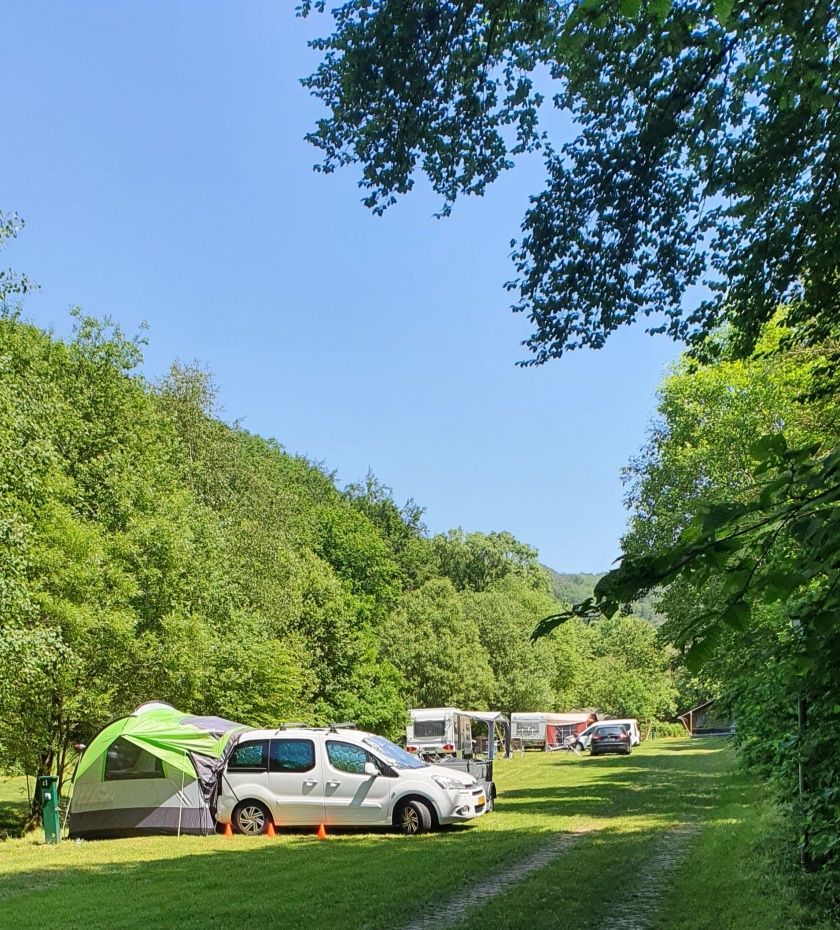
[406,707,473,759]
[217,725,488,835]
[511,712,591,750]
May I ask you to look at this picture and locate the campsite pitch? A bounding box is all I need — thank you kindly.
[0,742,820,930]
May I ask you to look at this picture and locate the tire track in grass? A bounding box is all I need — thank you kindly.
[399,827,592,930]
[604,824,701,930]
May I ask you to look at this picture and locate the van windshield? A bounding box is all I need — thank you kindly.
[363,735,427,770]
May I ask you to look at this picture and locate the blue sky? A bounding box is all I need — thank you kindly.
[2,1,680,572]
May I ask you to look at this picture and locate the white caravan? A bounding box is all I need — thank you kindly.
[406,707,473,758]
[511,712,591,750]
[217,725,489,835]
[574,718,641,749]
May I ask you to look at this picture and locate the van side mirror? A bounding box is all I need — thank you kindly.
[363,761,379,777]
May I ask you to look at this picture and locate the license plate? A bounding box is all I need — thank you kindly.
[476,794,485,806]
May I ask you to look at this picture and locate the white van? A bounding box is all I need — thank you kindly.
[217,725,489,835]
[574,718,641,749]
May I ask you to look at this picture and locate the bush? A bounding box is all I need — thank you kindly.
[647,720,686,739]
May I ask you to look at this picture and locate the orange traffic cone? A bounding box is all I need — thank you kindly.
[316,822,327,839]
[266,820,276,837]
[222,822,233,838]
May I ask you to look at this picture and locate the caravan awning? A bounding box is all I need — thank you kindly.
[461,710,509,726]
[459,710,511,759]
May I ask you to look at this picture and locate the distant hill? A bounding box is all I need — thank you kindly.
[543,568,664,626]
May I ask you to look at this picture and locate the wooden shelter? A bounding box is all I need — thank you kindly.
[678,700,734,737]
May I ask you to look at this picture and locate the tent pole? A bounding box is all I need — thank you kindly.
[62,746,85,838]
[61,779,75,837]
[177,767,185,839]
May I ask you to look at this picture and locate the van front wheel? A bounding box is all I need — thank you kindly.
[233,801,270,835]
[396,799,432,835]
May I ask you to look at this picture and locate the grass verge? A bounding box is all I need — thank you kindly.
[0,740,816,930]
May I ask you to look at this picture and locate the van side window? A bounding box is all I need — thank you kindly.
[270,739,315,773]
[104,737,164,780]
[228,739,268,771]
[326,741,369,775]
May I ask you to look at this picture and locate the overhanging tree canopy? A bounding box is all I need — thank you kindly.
[300,0,839,362]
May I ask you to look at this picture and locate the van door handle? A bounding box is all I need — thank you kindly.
[303,779,318,788]
[326,780,340,789]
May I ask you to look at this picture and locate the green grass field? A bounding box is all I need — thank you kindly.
[0,740,820,930]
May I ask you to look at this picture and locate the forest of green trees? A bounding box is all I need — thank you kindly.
[0,294,678,789]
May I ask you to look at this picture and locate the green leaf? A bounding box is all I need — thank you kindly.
[722,600,751,630]
[758,474,791,506]
[700,502,744,533]
[619,0,642,17]
[749,433,787,461]
[760,570,802,602]
[647,0,672,20]
[531,611,573,641]
[713,0,733,24]
[683,626,722,673]
[788,656,813,677]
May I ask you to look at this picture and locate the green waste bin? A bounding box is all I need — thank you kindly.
[36,775,61,844]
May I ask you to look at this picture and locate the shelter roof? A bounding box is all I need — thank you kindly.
[678,699,716,721]
[461,710,509,725]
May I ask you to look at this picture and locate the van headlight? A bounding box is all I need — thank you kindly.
[432,775,466,791]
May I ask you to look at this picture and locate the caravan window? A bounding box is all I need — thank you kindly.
[228,739,269,771]
[104,737,164,780]
[413,719,445,738]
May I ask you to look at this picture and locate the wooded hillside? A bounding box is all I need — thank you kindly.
[544,569,663,625]
[0,311,678,783]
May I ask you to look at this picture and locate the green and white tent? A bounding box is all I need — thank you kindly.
[69,702,247,839]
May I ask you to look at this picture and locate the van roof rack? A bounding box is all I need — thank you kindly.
[276,721,309,730]
[328,721,356,731]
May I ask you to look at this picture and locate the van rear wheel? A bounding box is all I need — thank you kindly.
[234,801,270,835]
[396,799,432,835]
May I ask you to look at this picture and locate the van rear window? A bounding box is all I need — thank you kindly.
[228,739,268,771]
[270,739,315,773]
[597,726,625,736]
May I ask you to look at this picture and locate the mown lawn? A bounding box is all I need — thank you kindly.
[0,774,33,836]
[0,740,819,930]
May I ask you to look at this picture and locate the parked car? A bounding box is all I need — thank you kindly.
[589,724,632,756]
[216,726,490,836]
[571,718,640,750]
[605,718,641,746]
